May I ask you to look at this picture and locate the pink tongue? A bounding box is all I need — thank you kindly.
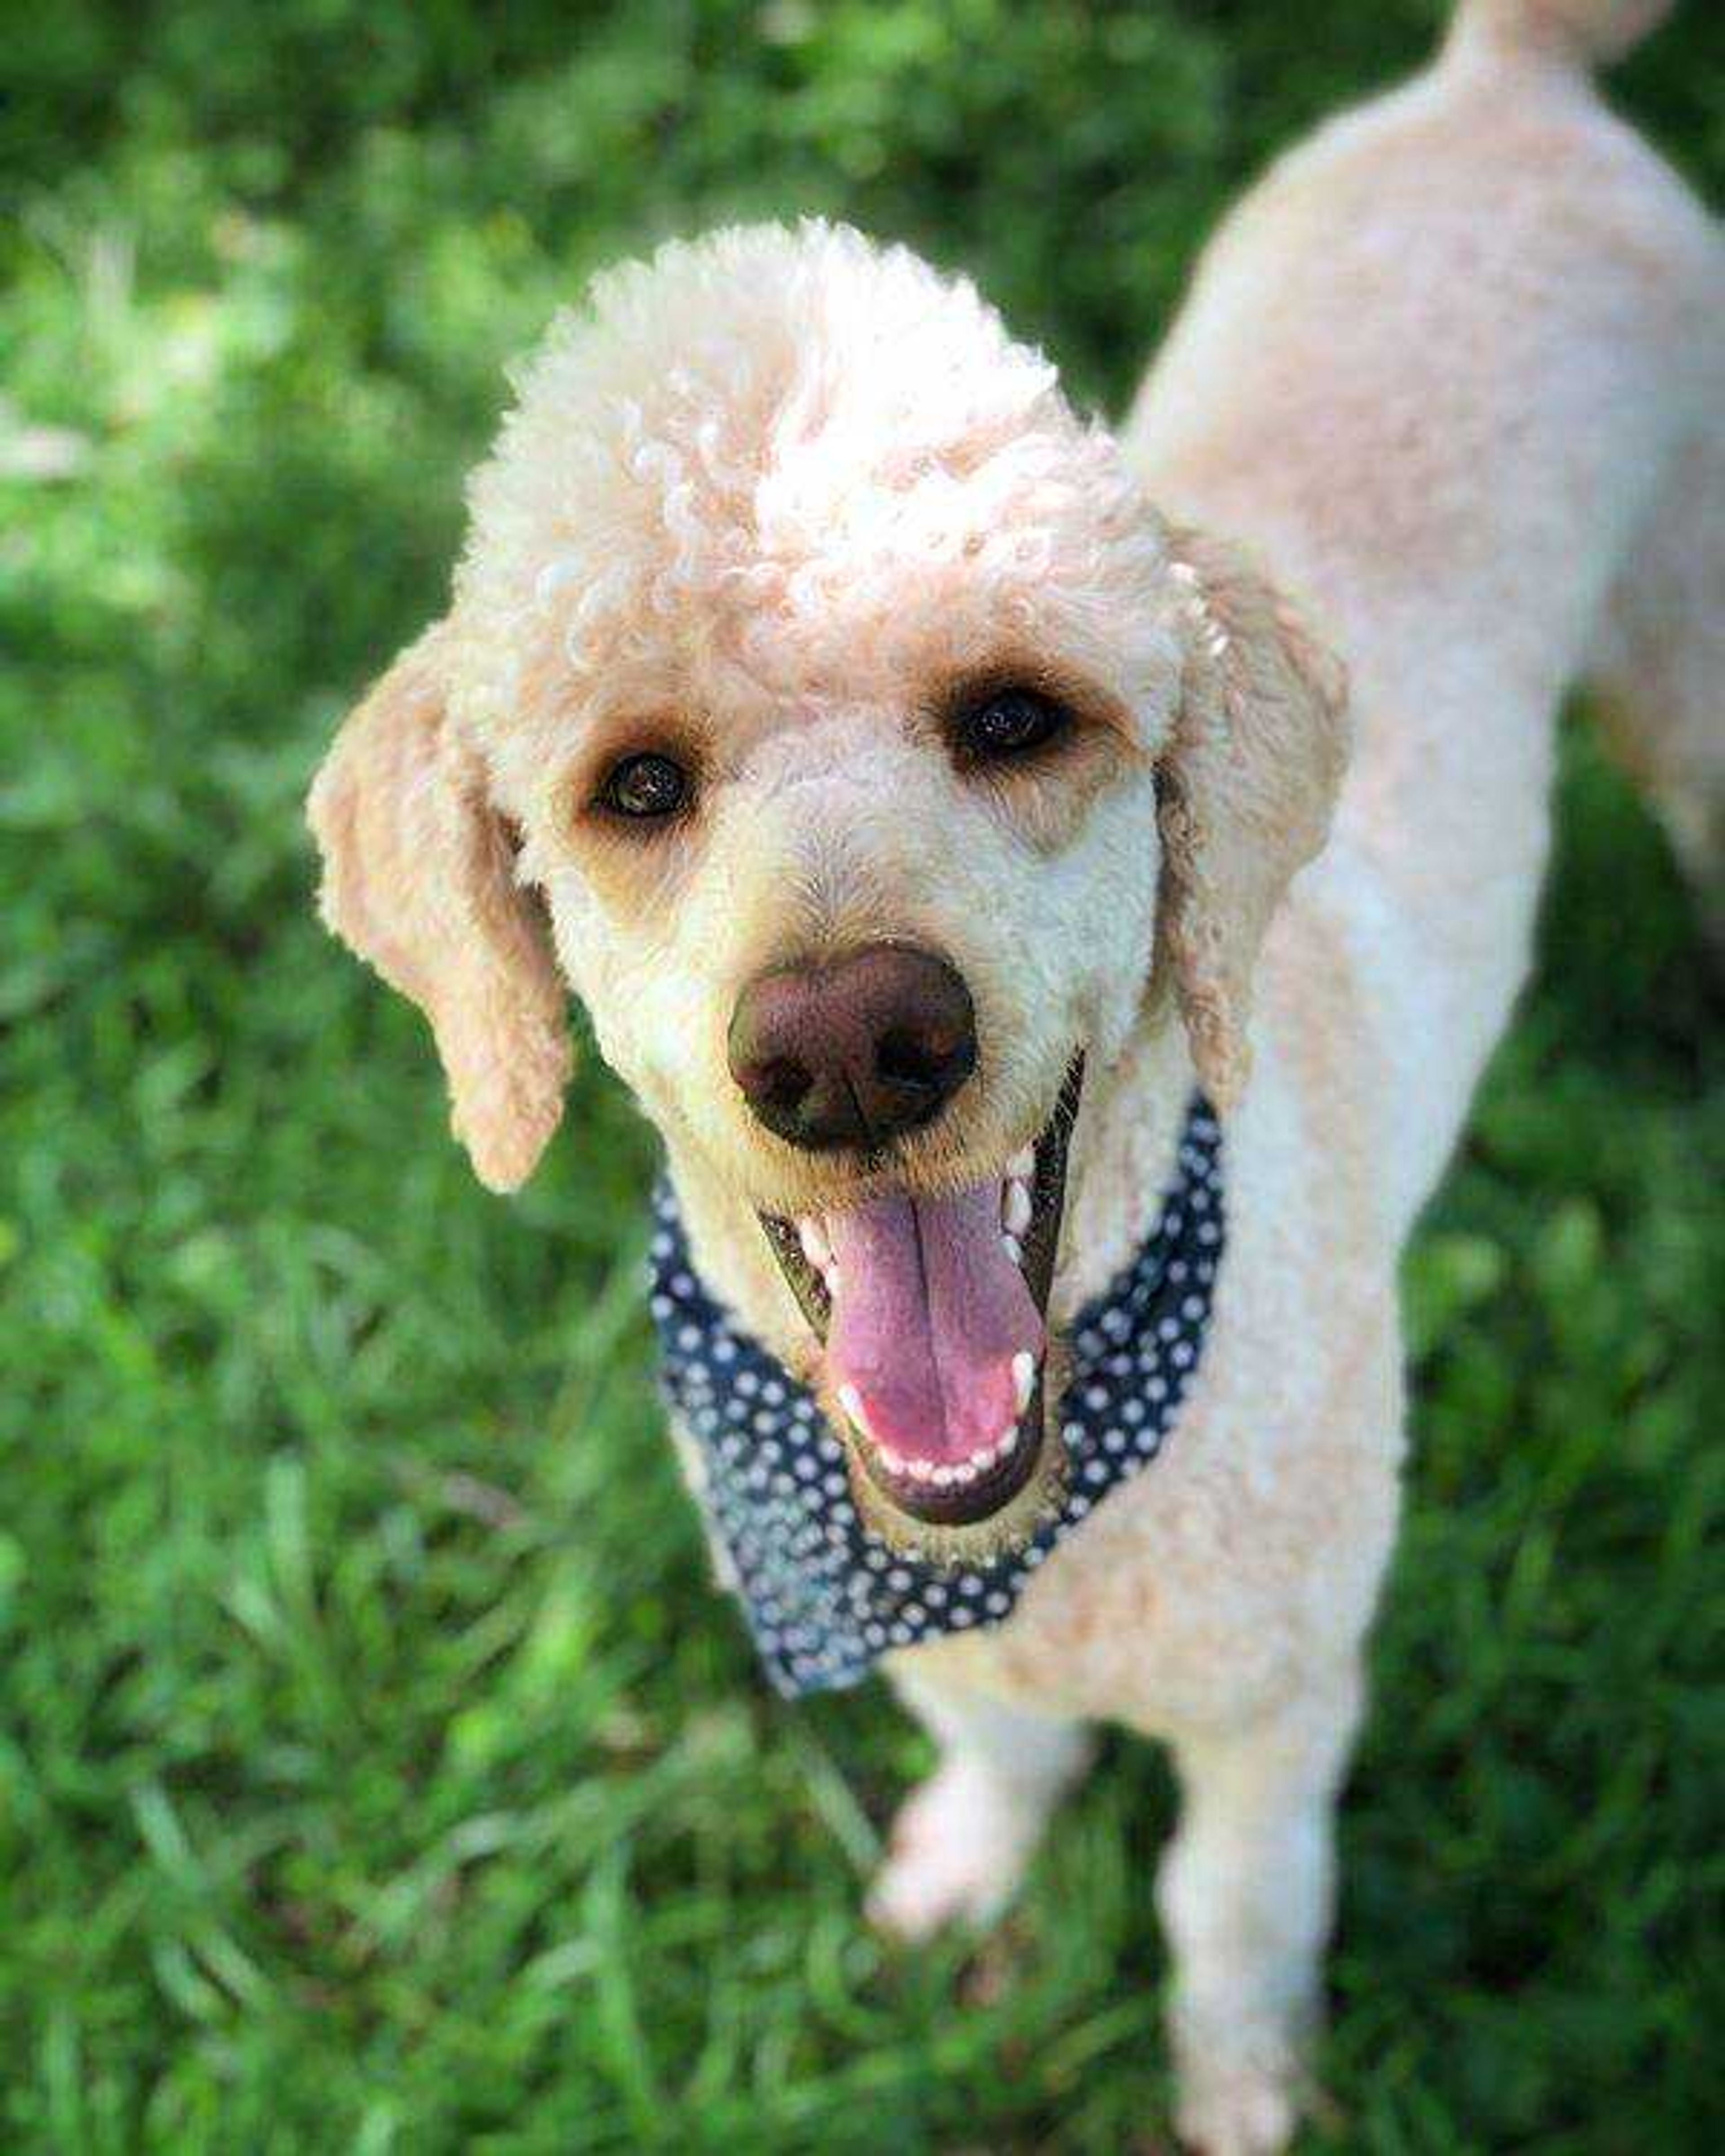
[825,1181,1044,1465]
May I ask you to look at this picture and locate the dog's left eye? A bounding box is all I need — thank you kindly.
[951,686,1071,763]
[598,752,690,821]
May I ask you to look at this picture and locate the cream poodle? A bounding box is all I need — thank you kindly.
[308,0,1722,2145]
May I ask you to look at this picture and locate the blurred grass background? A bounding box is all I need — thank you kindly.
[2,2,1722,2148]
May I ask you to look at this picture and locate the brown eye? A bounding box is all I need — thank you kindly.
[952,686,1070,764]
[599,751,690,821]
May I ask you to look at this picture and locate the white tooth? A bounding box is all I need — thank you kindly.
[1009,1146,1036,1181]
[822,1262,840,1295]
[1003,1180,1032,1235]
[880,1448,904,1475]
[798,1217,830,1269]
[951,1460,977,1484]
[1012,1350,1036,1413]
[932,1465,956,1488]
[907,1458,934,1483]
[969,1441,997,1470]
[1001,1233,1022,1266]
[997,1419,1020,1455]
[837,1383,867,1436]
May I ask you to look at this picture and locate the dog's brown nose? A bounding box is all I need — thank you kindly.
[728,944,978,1152]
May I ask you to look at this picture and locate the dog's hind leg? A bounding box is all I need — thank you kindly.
[866,1670,1095,1942]
[1585,424,1725,957]
[1156,1663,1364,2156]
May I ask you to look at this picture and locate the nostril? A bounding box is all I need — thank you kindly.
[876,1028,952,1090]
[743,1056,811,1114]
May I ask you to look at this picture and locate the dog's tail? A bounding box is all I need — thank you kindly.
[1446,0,1673,66]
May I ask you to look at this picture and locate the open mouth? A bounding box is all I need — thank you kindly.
[759,1057,1084,1529]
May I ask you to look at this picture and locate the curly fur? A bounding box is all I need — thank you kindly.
[309,1,1722,2144]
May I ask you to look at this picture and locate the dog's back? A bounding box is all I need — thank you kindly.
[1125,0,1722,1220]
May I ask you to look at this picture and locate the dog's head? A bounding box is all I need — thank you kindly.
[310,222,1346,1548]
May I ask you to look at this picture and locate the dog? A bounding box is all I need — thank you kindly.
[308,0,1721,2145]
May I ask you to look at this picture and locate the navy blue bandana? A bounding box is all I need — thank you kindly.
[648,1094,1224,1697]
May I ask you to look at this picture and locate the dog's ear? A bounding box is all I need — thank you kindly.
[1155,529,1350,1109]
[307,620,572,1191]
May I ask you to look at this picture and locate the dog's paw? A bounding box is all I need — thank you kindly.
[865,1760,1043,1943]
[1173,2044,1300,2156]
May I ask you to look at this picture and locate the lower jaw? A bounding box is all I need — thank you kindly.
[848,1401,1073,1564]
[854,1352,1049,1525]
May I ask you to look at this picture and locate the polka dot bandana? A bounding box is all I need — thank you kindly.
[648,1095,1225,1697]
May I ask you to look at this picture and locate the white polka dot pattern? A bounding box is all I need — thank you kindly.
[650,1096,1225,1697]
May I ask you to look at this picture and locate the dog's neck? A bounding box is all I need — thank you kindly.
[663,1009,1198,1379]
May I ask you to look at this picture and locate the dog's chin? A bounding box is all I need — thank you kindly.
[758,1055,1084,1554]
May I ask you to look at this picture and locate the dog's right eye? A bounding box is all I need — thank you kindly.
[598,752,690,821]
[949,685,1072,766]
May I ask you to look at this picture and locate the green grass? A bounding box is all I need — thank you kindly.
[3,3,1721,2148]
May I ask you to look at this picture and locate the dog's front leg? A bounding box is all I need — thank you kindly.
[1156,1664,1363,2156]
[866,1667,1095,1941]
